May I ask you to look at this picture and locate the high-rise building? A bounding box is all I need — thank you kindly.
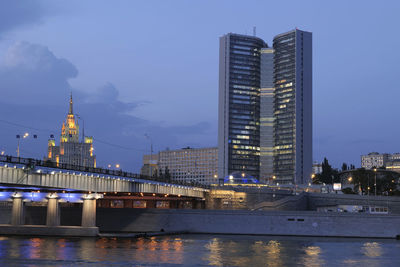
[218,33,267,179]
[45,94,96,168]
[218,29,312,185]
[273,29,312,185]
[259,48,275,183]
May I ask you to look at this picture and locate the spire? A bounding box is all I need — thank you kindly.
[69,92,73,114]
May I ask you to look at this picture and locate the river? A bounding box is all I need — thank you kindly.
[0,235,399,266]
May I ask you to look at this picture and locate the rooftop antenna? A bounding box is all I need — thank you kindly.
[253,26,256,36]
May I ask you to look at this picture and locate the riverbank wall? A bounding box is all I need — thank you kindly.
[1,206,399,238]
[97,209,400,238]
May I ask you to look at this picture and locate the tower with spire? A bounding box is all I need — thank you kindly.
[45,94,96,168]
[61,93,80,143]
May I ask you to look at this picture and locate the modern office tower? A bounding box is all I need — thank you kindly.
[273,29,312,185]
[218,33,267,179]
[259,48,275,183]
[142,147,218,185]
[45,94,96,168]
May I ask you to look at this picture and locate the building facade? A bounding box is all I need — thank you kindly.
[140,154,159,177]
[218,33,267,180]
[312,162,323,174]
[45,94,96,168]
[218,29,312,185]
[142,147,218,185]
[361,152,389,169]
[259,48,275,183]
[273,29,312,185]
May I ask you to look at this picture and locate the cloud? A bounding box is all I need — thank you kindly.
[0,1,47,35]
[82,82,148,113]
[0,41,216,171]
[0,41,78,104]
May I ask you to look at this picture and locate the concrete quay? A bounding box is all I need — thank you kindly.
[1,207,399,238]
[97,209,400,239]
[0,225,98,237]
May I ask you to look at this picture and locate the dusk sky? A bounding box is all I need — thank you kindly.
[0,0,399,172]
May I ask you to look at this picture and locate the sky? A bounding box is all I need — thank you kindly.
[0,0,399,172]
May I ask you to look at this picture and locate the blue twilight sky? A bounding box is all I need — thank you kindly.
[0,0,399,172]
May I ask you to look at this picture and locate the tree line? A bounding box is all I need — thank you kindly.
[313,157,400,196]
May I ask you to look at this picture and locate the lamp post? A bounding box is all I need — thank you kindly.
[16,132,37,157]
[145,133,153,178]
[374,168,377,196]
[75,114,85,167]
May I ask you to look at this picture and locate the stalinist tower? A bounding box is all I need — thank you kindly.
[45,94,96,168]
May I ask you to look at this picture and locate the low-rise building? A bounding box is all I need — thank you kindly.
[312,162,322,174]
[140,154,158,177]
[141,147,218,185]
[361,152,389,169]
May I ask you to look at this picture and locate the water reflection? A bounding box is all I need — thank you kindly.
[0,235,399,266]
[302,245,325,267]
[362,242,383,258]
[205,238,222,266]
[265,240,283,267]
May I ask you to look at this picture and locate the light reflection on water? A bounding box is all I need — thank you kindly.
[0,235,399,266]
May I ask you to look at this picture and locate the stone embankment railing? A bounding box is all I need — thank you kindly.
[251,192,308,211]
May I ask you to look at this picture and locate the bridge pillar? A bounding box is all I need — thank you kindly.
[11,193,24,225]
[81,194,97,227]
[193,200,203,209]
[46,193,60,227]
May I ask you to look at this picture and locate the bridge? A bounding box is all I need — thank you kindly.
[0,155,209,236]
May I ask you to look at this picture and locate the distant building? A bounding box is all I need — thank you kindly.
[142,147,218,185]
[45,94,96,167]
[140,154,158,177]
[361,152,389,169]
[312,162,322,174]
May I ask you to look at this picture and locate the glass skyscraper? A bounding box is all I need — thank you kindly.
[273,29,312,185]
[218,33,267,179]
[259,48,275,182]
[218,29,312,185]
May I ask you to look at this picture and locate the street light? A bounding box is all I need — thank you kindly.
[16,132,37,157]
[374,168,377,196]
[145,133,153,177]
[115,164,120,169]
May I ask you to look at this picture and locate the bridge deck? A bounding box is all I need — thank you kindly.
[0,163,207,198]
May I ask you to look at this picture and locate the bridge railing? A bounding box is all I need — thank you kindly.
[0,155,210,189]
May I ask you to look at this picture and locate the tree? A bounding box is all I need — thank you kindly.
[152,168,158,179]
[159,168,164,180]
[313,157,340,184]
[341,163,348,172]
[164,166,171,182]
[348,168,399,195]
